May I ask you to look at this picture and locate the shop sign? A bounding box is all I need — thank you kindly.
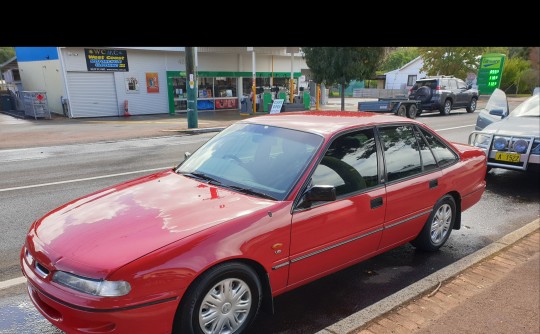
[85,49,129,72]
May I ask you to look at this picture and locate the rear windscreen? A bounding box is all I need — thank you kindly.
[413,81,436,89]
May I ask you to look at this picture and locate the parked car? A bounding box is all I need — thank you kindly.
[21,111,487,334]
[469,88,540,173]
[408,76,479,116]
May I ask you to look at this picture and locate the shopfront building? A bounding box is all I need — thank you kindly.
[16,47,309,118]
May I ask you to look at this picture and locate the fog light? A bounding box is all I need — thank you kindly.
[513,139,528,153]
[493,137,507,150]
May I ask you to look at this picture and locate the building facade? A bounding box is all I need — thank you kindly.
[15,47,309,118]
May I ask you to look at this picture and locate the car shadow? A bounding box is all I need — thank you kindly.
[485,168,540,203]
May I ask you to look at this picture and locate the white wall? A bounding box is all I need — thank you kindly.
[385,58,427,90]
[61,48,174,115]
[18,59,64,114]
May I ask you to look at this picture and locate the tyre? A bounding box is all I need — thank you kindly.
[174,262,262,334]
[411,195,456,251]
[466,97,477,113]
[439,99,452,116]
[396,104,406,117]
[406,104,418,119]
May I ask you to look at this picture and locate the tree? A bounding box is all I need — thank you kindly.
[500,57,533,94]
[380,47,419,72]
[417,47,487,79]
[0,47,15,64]
[302,47,385,111]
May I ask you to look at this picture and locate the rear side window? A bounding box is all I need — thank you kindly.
[419,127,458,166]
[378,125,422,182]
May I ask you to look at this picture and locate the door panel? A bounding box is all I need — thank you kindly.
[289,188,385,285]
[380,171,442,251]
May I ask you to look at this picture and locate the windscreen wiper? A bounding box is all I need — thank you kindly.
[182,172,221,185]
[225,185,277,200]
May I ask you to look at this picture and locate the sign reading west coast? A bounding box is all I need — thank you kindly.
[84,49,129,72]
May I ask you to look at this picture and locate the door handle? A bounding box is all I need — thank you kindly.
[429,179,438,189]
[370,197,383,209]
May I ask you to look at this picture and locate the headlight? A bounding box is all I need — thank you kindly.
[513,139,528,153]
[52,271,131,297]
[493,137,507,150]
[472,133,491,149]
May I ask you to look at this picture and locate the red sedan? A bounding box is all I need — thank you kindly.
[21,111,487,334]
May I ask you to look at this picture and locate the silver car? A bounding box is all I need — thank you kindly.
[469,89,540,173]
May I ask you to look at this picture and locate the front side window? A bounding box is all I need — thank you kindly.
[312,129,378,197]
[379,125,422,182]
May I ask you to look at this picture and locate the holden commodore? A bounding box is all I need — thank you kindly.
[21,111,487,334]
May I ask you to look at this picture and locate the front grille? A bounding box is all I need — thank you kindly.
[35,262,50,278]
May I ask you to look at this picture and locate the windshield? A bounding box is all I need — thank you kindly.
[484,88,509,114]
[176,123,323,201]
[510,94,540,117]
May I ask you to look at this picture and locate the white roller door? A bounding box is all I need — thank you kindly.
[67,72,119,117]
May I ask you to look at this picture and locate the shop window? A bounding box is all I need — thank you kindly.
[172,77,187,99]
[198,77,214,98]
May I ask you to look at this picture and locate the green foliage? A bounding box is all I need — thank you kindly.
[500,57,537,94]
[302,47,385,86]
[302,47,385,110]
[508,47,531,60]
[0,47,15,64]
[417,47,487,79]
[380,47,419,72]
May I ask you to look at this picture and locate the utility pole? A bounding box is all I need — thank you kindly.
[186,47,198,128]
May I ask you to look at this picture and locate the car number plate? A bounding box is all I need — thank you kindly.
[495,152,521,162]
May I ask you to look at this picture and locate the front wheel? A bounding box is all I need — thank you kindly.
[411,195,456,251]
[439,99,452,116]
[174,262,262,334]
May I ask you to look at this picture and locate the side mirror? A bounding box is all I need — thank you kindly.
[305,185,336,202]
[489,109,506,117]
[467,84,472,89]
[184,152,191,160]
[297,185,336,209]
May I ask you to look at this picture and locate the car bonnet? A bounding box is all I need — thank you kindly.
[27,170,278,276]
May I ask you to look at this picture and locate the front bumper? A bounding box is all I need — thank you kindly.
[469,132,540,171]
[21,253,178,334]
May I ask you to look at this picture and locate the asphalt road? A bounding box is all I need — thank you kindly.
[0,107,538,333]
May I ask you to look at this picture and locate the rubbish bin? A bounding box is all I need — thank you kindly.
[0,95,12,111]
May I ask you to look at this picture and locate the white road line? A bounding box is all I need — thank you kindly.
[435,124,475,132]
[0,276,26,290]
[0,167,170,193]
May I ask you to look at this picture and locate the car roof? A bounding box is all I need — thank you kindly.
[241,111,422,137]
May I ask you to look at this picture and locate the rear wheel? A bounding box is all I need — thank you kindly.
[396,104,406,117]
[440,99,452,116]
[466,98,477,113]
[174,262,262,334]
[411,195,456,251]
[406,104,418,119]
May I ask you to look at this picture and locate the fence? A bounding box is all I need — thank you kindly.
[352,88,409,99]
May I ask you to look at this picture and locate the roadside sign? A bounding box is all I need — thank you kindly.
[477,53,506,95]
[270,99,284,114]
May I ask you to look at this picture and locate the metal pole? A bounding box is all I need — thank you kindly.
[186,47,198,129]
[290,52,294,103]
[252,49,256,114]
[316,84,320,110]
